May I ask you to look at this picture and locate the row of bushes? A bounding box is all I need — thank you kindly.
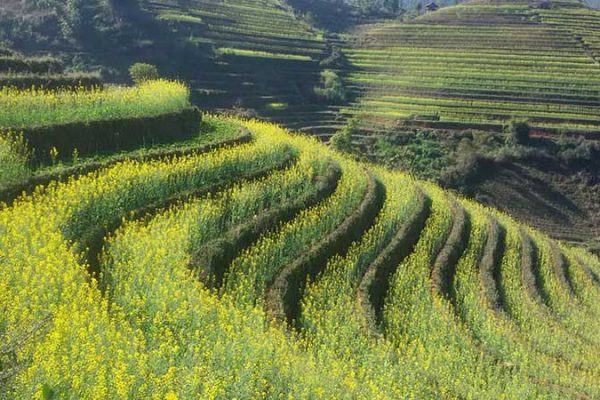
[0,128,252,205]
[191,161,342,288]
[430,202,471,299]
[0,56,63,74]
[357,188,431,328]
[18,107,202,163]
[519,230,545,307]
[0,73,102,90]
[266,172,385,325]
[479,217,506,313]
[80,146,298,277]
[550,242,574,296]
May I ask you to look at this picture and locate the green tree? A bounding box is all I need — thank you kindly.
[314,70,347,103]
[507,120,531,145]
[330,119,358,152]
[129,63,160,85]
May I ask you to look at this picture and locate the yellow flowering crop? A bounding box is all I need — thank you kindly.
[0,80,190,128]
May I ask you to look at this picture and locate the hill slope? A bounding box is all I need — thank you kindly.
[342,0,600,136]
[2,90,600,397]
[0,0,338,132]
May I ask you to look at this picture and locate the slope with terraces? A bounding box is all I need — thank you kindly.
[136,0,347,134]
[340,0,600,138]
[2,76,600,396]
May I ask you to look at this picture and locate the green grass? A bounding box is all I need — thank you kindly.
[215,47,313,61]
[0,131,30,186]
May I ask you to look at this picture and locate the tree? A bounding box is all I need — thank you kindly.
[129,63,160,85]
[416,2,423,14]
[507,120,531,145]
[330,119,358,152]
[60,0,84,38]
[314,70,347,103]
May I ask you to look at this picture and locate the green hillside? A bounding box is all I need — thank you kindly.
[341,0,600,136]
[1,81,600,398]
[141,0,334,129]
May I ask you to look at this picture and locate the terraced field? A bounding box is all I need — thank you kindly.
[2,81,600,398]
[140,0,343,133]
[0,46,101,90]
[341,0,600,138]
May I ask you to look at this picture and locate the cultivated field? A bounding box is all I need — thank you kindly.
[1,81,600,398]
[341,0,600,138]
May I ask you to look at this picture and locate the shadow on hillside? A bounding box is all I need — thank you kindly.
[286,0,359,32]
[472,161,596,242]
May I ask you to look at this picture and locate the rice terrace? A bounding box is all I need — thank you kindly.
[2,0,600,398]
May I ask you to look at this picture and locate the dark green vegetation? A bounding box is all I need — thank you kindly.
[0,43,101,89]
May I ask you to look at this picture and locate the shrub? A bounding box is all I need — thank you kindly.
[440,139,481,190]
[559,139,600,168]
[314,70,347,103]
[506,120,531,145]
[60,0,84,38]
[129,63,160,85]
[330,119,357,152]
[0,131,31,186]
[320,46,348,68]
[0,56,63,74]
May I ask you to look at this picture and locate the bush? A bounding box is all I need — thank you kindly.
[320,46,348,68]
[440,139,481,190]
[129,63,160,85]
[0,131,31,186]
[330,119,357,152]
[559,139,600,168]
[21,107,201,164]
[506,120,531,145]
[314,70,347,103]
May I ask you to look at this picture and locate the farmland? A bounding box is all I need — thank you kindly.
[341,0,600,137]
[0,79,600,398]
[1,0,600,397]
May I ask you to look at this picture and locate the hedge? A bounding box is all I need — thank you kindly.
[0,57,63,74]
[265,171,385,325]
[18,107,202,163]
[190,161,342,288]
[550,242,574,296]
[479,217,506,313]
[0,74,102,90]
[357,188,431,329]
[0,128,252,206]
[430,201,471,299]
[520,230,546,307]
